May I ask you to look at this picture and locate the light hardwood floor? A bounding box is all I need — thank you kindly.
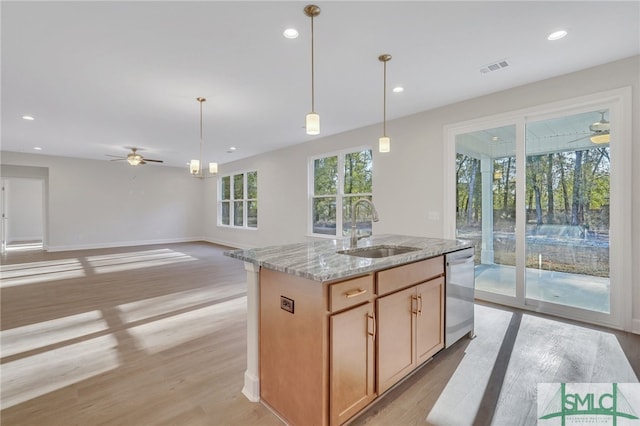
[1,242,638,426]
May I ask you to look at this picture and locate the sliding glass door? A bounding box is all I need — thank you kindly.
[524,110,610,314]
[447,88,630,328]
[456,125,517,299]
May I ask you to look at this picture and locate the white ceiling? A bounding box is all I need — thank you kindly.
[2,1,639,168]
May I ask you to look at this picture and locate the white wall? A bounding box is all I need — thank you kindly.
[0,152,205,251]
[206,55,639,331]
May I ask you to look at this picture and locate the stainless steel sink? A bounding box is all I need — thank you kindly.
[337,245,421,259]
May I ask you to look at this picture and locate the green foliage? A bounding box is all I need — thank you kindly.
[456,146,610,229]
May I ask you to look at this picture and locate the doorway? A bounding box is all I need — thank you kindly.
[445,88,632,330]
[1,176,45,253]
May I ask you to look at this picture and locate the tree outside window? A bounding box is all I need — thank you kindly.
[311,149,373,238]
[219,171,258,229]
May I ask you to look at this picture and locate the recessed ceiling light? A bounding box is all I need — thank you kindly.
[33,147,42,150]
[547,30,567,41]
[392,86,404,93]
[227,146,237,153]
[283,28,299,39]
[22,115,35,120]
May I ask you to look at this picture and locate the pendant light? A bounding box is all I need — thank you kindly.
[190,97,218,178]
[304,5,321,135]
[378,54,392,153]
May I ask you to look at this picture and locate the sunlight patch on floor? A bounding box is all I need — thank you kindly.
[117,287,245,324]
[0,259,86,287]
[126,296,246,355]
[427,305,638,425]
[0,310,108,358]
[0,334,120,410]
[426,305,513,425]
[86,249,197,274]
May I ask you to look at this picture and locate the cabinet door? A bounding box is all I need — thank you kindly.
[415,276,445,365]
[376,286,416,394]
[330,302,376,426]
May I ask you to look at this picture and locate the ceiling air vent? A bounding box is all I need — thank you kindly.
[480,59,510,74]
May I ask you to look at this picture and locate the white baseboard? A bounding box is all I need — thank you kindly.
[202,237,254,250]
[632,318,640,335]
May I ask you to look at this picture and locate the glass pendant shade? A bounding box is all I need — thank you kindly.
[209,162,218,174]
[306,112,320,135]
[190,159,200,175]
[379,136,390,153]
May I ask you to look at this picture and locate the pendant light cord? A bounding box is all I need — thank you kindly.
[198,97,205,175]
[383,59,387,137]
[310,15,315,112]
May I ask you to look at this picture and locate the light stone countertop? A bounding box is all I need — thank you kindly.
[224,234,472,282]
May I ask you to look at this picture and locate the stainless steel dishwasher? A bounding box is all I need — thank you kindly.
[445,247,475,347]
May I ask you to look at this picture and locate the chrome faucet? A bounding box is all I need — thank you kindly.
[350,199,379,248]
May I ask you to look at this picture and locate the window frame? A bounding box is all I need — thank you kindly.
[308,146,373,238]
[218,170,258,230]
[443,87,632,331]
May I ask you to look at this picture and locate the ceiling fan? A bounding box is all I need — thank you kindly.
[568,111,610,144]
[107,148,164,166]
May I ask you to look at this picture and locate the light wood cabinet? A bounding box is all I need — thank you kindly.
[330,302,376,426]
[376,286,416,393]
[376,258,445,394]
[259,255,445,426]
[415,276,445,365]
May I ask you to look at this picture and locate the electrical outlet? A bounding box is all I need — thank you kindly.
[280,296,294,314]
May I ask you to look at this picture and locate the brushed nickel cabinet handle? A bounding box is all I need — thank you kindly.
[345,289,367,298]
[367,312,376,339]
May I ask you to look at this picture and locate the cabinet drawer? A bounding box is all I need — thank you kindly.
[329,275,374,312]
[377,256,444,296]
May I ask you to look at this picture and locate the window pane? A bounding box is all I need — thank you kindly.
[314,156,338,195]
[342,196,373,238]
[234,201,244,226]
[344,150,372,194]
[312,197,336,235]
[456,125,517,297]
[247,171,258,199]
[525,110,610,313]
[234,174,244,199]
[221,201,230,225]
[221,176,231,200]
[248,201,258,228]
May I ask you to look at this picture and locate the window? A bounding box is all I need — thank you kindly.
[219,171,258,229]
[310,148,373,238]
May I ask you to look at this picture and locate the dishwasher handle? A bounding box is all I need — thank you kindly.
[447,255,474,266]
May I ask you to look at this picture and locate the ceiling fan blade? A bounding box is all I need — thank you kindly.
[109,158,126,161]
[568,135,590,143]
[143,158,163,163]
[106,154,126,159]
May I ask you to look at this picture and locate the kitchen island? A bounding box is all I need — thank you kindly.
[225,234,472,426]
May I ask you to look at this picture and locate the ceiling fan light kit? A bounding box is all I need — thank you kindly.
[589,111,611,144]
[191,97,218,179]
[107,147,163,166]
